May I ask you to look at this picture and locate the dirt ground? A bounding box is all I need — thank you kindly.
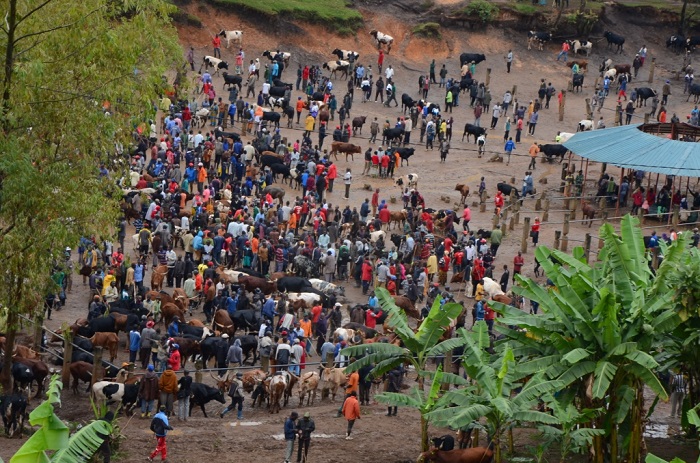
[3,3,700,462]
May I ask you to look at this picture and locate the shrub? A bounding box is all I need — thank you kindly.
[462,0,499,22]
[412,22,442,39]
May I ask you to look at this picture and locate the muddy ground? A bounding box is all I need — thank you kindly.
[3,2,700,461]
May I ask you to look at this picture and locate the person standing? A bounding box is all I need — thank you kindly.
[378,50,384,74]
[220,372,245,419]
[177,369,192,422]
[670,372,687,418]
[296,412,315,463]
[158,365,178,416]
[528,142,540,170]
[187,46,195,71]
[504,137,515,166]
[513,251,524,282]
[499,265,510,293]
[284,411,299,463]
[385,367,403,416]
[139,365,159,418]
[344,168,352,200]
[531,217,541,246]
[129,327,141,364]
[505,50,513,73]
[528,110,539,135]
[429,59,436,84]
[212,34,221,59]
[342,390,361,440]
[490,224,502,256]
[140,321,157,369]
[147,405,173,462]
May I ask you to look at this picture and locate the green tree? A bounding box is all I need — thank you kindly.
[495,215,681,463]
[0,0,182,390]
[342,288,466,451]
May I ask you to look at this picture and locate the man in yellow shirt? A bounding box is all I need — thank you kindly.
[528,142,540,170]
[475,279,486,302]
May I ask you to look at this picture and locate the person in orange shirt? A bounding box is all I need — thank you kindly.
[197,163,207,193]
[528,142,540,170]
[341,391,361,440]
[212,35,221,59]
[295,97,305,124]
[337,365,360,417]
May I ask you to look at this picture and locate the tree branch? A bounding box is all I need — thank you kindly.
[13,7,102,45]
[15,0,55,28]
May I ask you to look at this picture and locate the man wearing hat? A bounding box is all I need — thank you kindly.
[177,369,192,421]
[140,320,157,369]
[148,404,173,462]
[220,372,245,420]
[284,411,299,463]
[296,412,315,463]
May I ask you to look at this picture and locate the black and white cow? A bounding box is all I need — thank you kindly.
[189,382,226,417]
[667,35,686,53]
[604,31,625,54]
[92,381,140,414]
[307,278,345,297]
[571,39,592,56]
[203,56,229,75]
[322,60,350,80]
[222,72,243,91]
[218,30,242,48]
[0,393,27,437]
[332,49,360,61]
[527,31,551,51]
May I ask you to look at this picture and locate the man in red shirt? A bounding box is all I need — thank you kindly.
[365,307,383,329]
[371,189,380,216]
[378,50,385,73]
[513,251,524,283]
[380,154,390,178]
[311,304,322,335]
[212,35,221,58]
[484,302,496,333]
[361,259,373,295]
[378,207,391,229]
[327,162,337,192]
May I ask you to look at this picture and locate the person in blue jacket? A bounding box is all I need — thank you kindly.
[148,405,173,462]
[283,411,299,463]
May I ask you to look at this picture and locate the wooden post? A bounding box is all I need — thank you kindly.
[638,204,644,224]
[542,199,550,222]
[512,85,517,97]
[648,57,656,83]
[195,359,203,384]
[480,202,486,213]
[561,233,569,252]
[599,196,606,211]
[514,210,520,225]
[584,233,592,263]
[480,189,487,204]
[673,207,680,226]
[509,216,515,231]
[644,113,650,124]
[585,98,593,120]
[486,68,492,87]
[502,221,507,238]
[91,347,104,386]
[61,330,73,386]
[564,195,570,210]
[522,217,530,253]
[33,315,44,350]
[554,230,561,250]
[559,90,566,122]
[563,213,571,236]
[652,247,660,269]
[492,214,500,229]
[535,197,542,211]
[326,352,335,368]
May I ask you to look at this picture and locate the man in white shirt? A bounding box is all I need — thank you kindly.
[385,65,394,81]
[193,131,204,149]
[343,168,352,199]
[490,103,502,129]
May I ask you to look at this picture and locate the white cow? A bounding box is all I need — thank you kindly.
[577,119,594,132]
[218,30,242,48]
[286,292,323,306]
[308,278,344,296]
[482,277,505,298]
[322,60,350,79]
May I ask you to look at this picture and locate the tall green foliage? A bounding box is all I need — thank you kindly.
[0,0,182,389]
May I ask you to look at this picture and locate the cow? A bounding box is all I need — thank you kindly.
[242,369,268,393]
[343,322,378,339]
[286,292,324,313]
[351,116,366,135]
[231,310,261,339]
[262,111,282,129]
[667,35,686,53]
[383,127,404,146]
[268,373,287,413]
[307,278,345,297]
[455,184,470,204]
[12,357,49,399]
[459,53,486,66]
[459,77,475,92]
[369,230,386,244]
[261,154,284,169]
[604,31,625,53]
[614,64,631,76]
[293,255,316,278]
[332,49,360,61]
[392,295,421,319]
[322,60,350,79]
[162,302,186,327]
[604,68,617,80]
[172,337,200,368]
[320,367,346,401]
[419,447,494,463]
[330,142,362,162]
[270,163,291,182]
[497,182,519,199]
[538,144,568,163]
[69,361,94,394]
[11,363,34,396]
[262,185,285,205]
[687,36,700,52]
[218,30,242,48]
[89,332,119,362]
[276,276,314,293]
[462,124,486,143]
[203,56,229,75]
[395,147,415,166]
[581,201,596,227]
[0,393,27,437]
[222,72,243,91]
[482,277,505,297]
[571,39,592,56]
[401,93,416,113]
[91,381,140,414]
[572,73,584,93]
[189,382,226,417]
[262,50,291,66]
[269,85,287,98]
[299,371,320,406]
[388,210,408,230]
[212,310,235,337]
[238,275,276,295]
[578,119,594,132]
[568,60,588,72]
[432,435,456,451]
[394,173,419,190]
[687,83,700,102]
[110,312,140,335]
[370,30,394,52]
[150,264,168,291]
[527,31,551,51]
[635,87,657,106]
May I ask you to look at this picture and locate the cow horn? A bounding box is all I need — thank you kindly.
[209,370,220,381]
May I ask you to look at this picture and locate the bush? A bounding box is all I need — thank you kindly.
[511,3,538,15]
[462,0,499,22]
[412,22,442,39]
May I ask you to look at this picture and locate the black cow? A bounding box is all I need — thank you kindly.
[11,363,34,394]
[270,163,291,181]
[462,123,486,143]
[538,144,568,163]
[459,77,475,92]
[293,255,317,278]
[667,35,686,53]
[234,335,259,364]
[383,127,404,145]
[181,324,205,338]
[635,87,656,107]
[222,72,243,91]
[189,382,226,417]
[527,31,551,50]
[276,276,314,293]
[401,93,416,114]
[262,111,281,128]
[687,36,700,51]
[269,86,286,98]
[432,434,456,451]
[261,154,284,168]
[395,147,415,166]
[231,310,261,335]
[572,73,584,93]
[497,182,520,198]
[687,83,700,102]
[199,336,227,366]
[0,394,27,437]
[272,79,292,88]
[604,31,625,53]
[459,53,486,66]
[214,128,241,143]
[311,91,325,102]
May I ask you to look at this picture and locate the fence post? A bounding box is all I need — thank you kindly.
[61,329,73,386]
[195,359,203,383]
[514,210,520,225]
[584,233,592,262]
[542,199,550,222]
[34,315,44,350]
[509,216,515,231]
[648,57,656,83]
[554,230,561,250]
[91,347,104,386]
[672,208,679,226]
[486,68,492,87]
[561,233,569,252]
[559,90,566,122]
[522,217,530,253]
[563,212,571,236]
[492,213,500,229]
[570,200,578,220]
[638,206,644,225]
[598,196,606,211]
[652,247,660,269]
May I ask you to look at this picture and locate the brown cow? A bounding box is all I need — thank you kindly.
[320,367,346,401]
[89,332,119,362]
[581,200,596,227]
[69,361,94,394]
[351,116,366,135]
[13,345,39,359]
[12,357,49,399]
[150,265,168,291]
[268,374,287,413]
[187,319,205,328]
[162,303,186,327]
[392,295,421,320]
[299,371,320,406]
[238,275,276,294]
[171,288,189,311]
[242,369,267,393]
[330,141,361,162]
[212,310,235,336]
[455,184,470,205]
[567,60,588,72]
[282,371,298,407]
[172,336,200,368]
[388,210,407,230]
[419,447,493,463]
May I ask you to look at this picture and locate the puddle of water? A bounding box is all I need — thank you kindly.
[644,423,669,438]
[272,433,340,441]
[229,421,263,427]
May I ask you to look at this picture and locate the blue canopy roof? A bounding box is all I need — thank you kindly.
[562,124,700,177]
